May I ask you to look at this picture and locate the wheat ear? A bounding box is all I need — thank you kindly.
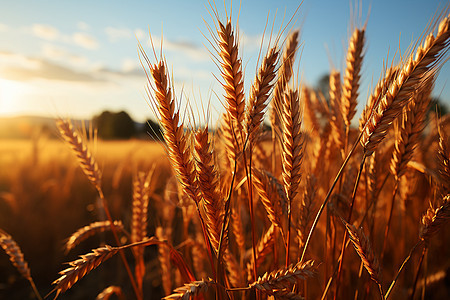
[56,119,102,191]
[65,220,124,253]
[281,87,304,265]
[252,168,286,233]
[329,71,345,153]
[359,66,398,133]
[342,27,365,128]
[250,260,317,293]
[437,123,450,194]
[194,126,223,253]
[341,220,383,298]
[0,229,42,300]
[361,14,450,156]
[51,245,120,298]
[147,60,199,204]
[132,169,154,292]
[217,20,245,134]
[390,79,433,179]
[420,194,450,241]
[245,46,279,142]
[271,30,300,129]
[163,278,215,300]
[95,286,124,300]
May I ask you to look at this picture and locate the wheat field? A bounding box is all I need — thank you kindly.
[1,3,450,300]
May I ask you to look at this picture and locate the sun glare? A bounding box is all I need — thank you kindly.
[0,78,29,116]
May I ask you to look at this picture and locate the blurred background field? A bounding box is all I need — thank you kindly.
[0,127,171,299]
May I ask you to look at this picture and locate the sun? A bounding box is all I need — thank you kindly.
[0,78,29,116]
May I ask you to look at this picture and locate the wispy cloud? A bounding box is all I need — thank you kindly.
[77,21,90,31]
[0,23,8,32]
[0,51,102,82]
[72,32,99,50]
[41,44,88,66]
[31,24,60,40]
[105,27,133,42]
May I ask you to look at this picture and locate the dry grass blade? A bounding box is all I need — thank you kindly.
[420,194,450,241]
[163,278,215,300]
[65,220,124,253]
[342,27,365,128]
[245,46,279,142]
[56,119,102,191]
[250,260,317,293]
[361,15,450,156]
[95,286,125,300]
[194,126,223,253]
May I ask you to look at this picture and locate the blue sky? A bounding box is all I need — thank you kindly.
[0,0,448,124]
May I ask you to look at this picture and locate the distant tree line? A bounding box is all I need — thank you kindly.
[92,110,162,140]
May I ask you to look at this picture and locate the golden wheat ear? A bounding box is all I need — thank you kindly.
[65,220,124,253]
[56,119,102,192]
[163,278,215,300]
[0,229,42,300]
[249,260,317,297]
[95,285,124,300]
[361,14,450,156]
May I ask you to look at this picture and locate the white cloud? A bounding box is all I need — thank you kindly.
[72,32,99,50]
[41,44,88,66]
[77,21,90,31]
[105,27,132,42]
[135,28,146,40]
[31,24,60,40]
[122,58,139,72]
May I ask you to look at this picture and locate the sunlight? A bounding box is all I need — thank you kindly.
[0,78,29,116]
